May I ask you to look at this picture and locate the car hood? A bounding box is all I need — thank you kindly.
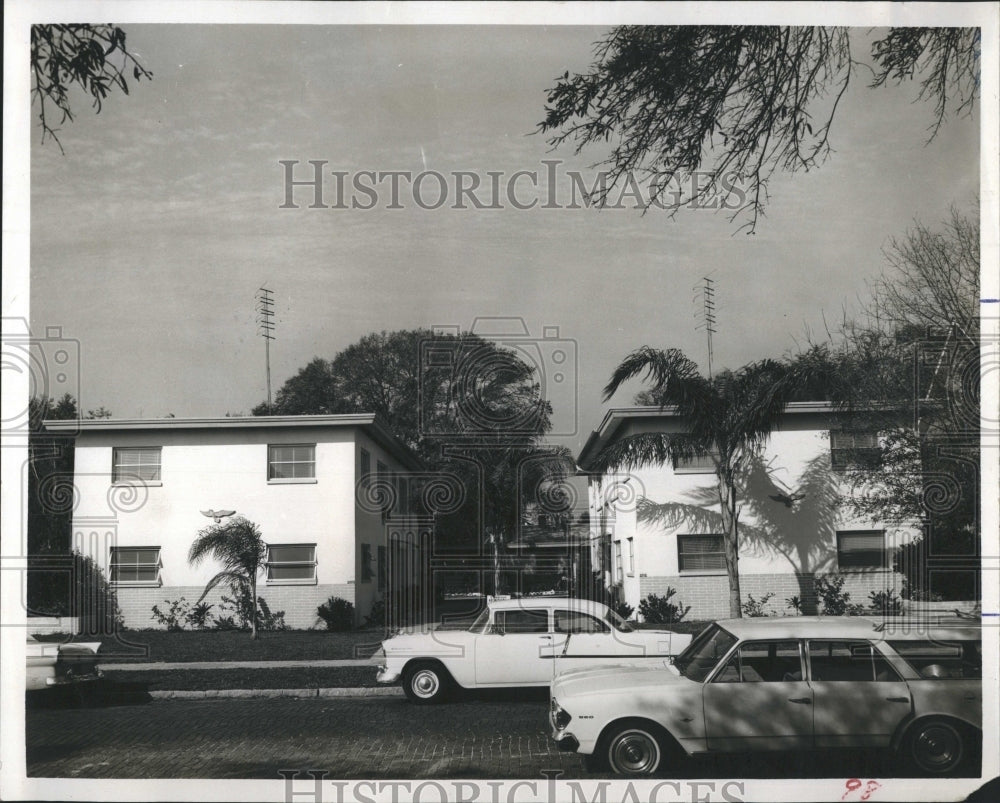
[552,662,685,698]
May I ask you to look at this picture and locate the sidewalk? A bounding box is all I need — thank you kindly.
[92,655,395,700]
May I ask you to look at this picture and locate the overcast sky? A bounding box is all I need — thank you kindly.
[28,23,980,452]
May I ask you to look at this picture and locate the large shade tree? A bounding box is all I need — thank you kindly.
[592,347,833,617]
[539,26,979,233]
[256,329,572,594]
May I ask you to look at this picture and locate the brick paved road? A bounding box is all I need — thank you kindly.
[27,691,584,779]
[26,692,928,780]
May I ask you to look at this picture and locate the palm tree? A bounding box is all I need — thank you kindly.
[188,516,268,638]
[593,346,832,618]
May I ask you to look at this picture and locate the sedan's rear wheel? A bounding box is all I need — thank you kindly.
[906,718,966,774]
[402,662,451,704]
[605,722,663,776]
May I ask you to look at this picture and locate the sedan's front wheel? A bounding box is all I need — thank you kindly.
[605,722,664,776]
[402,662,451,704]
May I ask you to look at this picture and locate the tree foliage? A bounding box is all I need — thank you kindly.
[257,329,572,593]
[188,516,268,639]
[539,26,979,233]
[593,346,836,617]
[31,24,152,152]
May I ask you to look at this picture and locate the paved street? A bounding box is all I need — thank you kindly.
[25,692,924,781]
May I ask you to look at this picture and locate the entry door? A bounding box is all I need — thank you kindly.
[474,608,553,686]
[808,640,913,748]
[703,640,814,751]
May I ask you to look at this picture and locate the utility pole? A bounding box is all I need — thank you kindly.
[694,277,717,379]
[255,288,275,412]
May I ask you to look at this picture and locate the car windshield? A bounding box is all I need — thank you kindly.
[605,609,634,633]
[673,623,737,682]
[468,608,491,634]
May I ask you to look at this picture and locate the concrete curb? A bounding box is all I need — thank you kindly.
[149,687,403,700]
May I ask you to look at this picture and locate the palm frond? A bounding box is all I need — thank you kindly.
[195,570,248,604]
[603,347,709,408]
[591,432,706,472]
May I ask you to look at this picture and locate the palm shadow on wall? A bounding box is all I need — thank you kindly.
[637,453,840,615]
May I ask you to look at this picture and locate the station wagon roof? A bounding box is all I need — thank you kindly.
[714,616,981,640]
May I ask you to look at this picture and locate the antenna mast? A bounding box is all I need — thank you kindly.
[694,277,717,379]
[255,288,275,412]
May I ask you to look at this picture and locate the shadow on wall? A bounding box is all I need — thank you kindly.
[638,453,842,615]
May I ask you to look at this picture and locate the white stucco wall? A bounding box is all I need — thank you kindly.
[64,422,414,628]
[590,411,921,616]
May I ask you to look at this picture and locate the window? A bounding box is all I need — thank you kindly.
[808,641,901,682]
[359,448,372,488]
[110,546,161,584]
[112,447,161,483]
[267,444,315,481]
[888,640,982,680]
[614,540,623,584]
[555,610,609,634]
[495,608,548,634]
[678,534,726,572]
[626,537,635,575]
[361,543,374,582]
[377,545,387,592]
[830,431,879,471]
[713,641,803,683]
[672,450,718,474]
[266,544,316,582]
[837,530,886,570]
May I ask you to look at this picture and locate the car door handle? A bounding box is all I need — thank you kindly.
[788,697,811,704]
[885,697,909,703]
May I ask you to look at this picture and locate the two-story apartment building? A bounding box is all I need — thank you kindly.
[578,403,919,620]
[43,415,422,629]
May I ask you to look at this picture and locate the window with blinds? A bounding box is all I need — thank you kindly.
[110,546,161,584]
[678,534,726,572]
[836,530,885,569]
[830,431,880,471]
[266,544,317,582]
[112,447,161,483]
[672,450,719,474]
[267,444,316,480]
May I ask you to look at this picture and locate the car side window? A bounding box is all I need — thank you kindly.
[887,640,981,679]
[495,609,549,634]
[555,610,609,634]
[712,641,802,683]
[809,641,901,682]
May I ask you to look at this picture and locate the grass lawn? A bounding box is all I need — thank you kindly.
[37,629,387,663]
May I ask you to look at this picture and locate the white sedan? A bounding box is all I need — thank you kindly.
[26,635,102,691]
[377,596,692,703]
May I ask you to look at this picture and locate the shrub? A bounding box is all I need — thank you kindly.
[364,598,387,629]
[814,575,866,616]
[212,615,239,631]
[613,599,635,621]
[638,588,690,624]
[741,592,775,618]
[257,597,287,631]
[151,598,191,631]
[317,596,355,631]
[869,589,903,616]
[785,595,803,615]
[185,601,215,630]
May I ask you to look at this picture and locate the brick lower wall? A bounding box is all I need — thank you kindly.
[639,571,904,621]
[114,583,357,630]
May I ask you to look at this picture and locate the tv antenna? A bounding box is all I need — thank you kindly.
[694,277,717,379]
[255,287,275,412]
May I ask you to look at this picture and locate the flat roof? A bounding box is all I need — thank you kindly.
[577,402,848,470]
[43,414,423,470]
